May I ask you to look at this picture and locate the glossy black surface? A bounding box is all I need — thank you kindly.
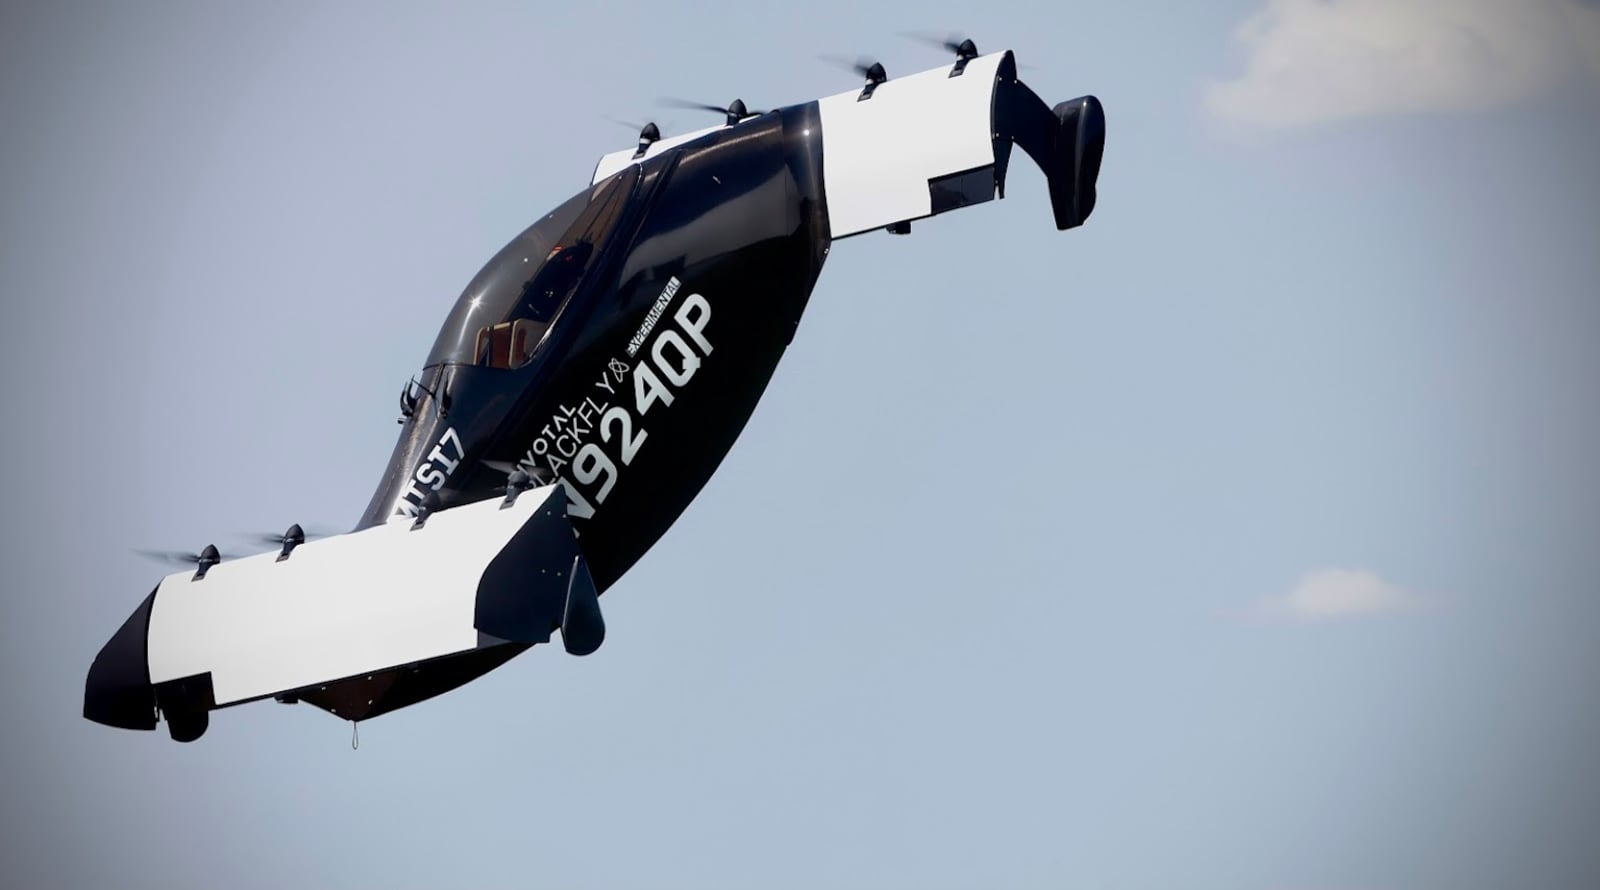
[1051,95,1105,229]
[359,104,828,584]
[472,492,579,646]
[422,169,639,370]
[320,103,830,721]
[84,52,1108,735]
[991,53,1105,231]
[83,589,157,730]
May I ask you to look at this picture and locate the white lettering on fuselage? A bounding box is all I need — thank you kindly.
[520,291,714,522]
[392,426,465,517]
[626,276,681,357]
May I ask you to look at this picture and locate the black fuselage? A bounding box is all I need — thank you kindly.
[294,105,831,718]
[362,102,828,589]
[82,48,1108,737]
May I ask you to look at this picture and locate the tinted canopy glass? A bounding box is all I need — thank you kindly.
[424,167,637,369]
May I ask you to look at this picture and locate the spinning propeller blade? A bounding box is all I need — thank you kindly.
[135,549,211,566]
[899,31,979,59]
[602,114,672,134]
[134,543,232,567]
[657,97,761,125]
[245,523,341,547]
[897,31,1035,70]
[817,53,887,80]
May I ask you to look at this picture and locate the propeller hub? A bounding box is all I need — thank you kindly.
[633,122,660,159]
[857,61,888,101]
[658,96,764,127]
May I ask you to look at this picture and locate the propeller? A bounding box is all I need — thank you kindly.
[245,523,341,549]
[602,115,668,159]
[602,115,671,137]
[135,545,229,567]
[135,520,344,574]
[657,97,762,126]
[499,466,537,508]
[135,543,233,579]
[818,54,888,83]
[898,31,1035,71]
[602,114,652,131]
[900,31,979,60]
[817,54,889,98]
[243,522,345,561]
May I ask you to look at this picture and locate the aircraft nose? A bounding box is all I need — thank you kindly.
[83,591,159,731]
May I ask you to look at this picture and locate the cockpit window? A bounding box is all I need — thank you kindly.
[473,319,540,370]
[422,165,639,369]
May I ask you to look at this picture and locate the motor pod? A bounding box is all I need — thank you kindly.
[83,590,159,731]
[1048,95,1105,231]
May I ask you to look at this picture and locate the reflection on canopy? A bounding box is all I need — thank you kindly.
[424,165,638,369]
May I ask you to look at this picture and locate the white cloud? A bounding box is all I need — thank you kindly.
[1565,0,1600,83]
[1204,0,1600,128]
[1252,568,1426,621]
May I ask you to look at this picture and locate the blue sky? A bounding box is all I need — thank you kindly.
[2,2,1597,888]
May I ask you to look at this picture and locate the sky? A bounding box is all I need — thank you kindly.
[2,1,1597,888]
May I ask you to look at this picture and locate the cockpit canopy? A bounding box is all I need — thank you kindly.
[423,165,638,370]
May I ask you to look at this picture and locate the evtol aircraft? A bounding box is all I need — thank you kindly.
[84,39,1106,742]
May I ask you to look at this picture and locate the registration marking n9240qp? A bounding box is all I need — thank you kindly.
[560,290,713,520]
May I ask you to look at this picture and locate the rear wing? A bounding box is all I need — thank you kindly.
[591,49,1104,238]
